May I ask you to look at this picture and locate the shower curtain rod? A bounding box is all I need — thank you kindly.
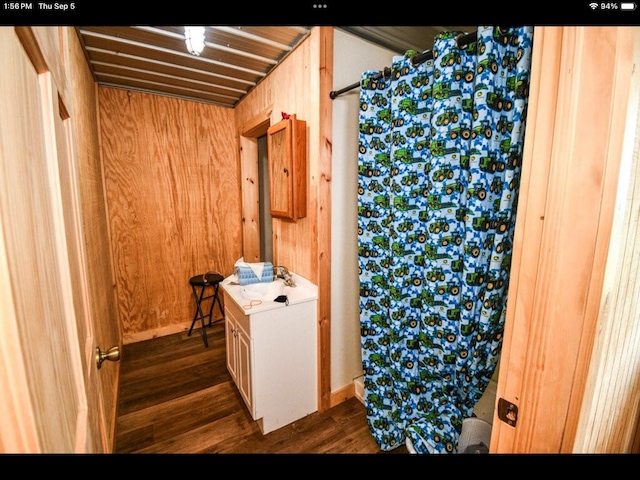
[329,30,478,100]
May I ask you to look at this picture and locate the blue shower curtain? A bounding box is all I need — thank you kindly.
[357,26,534,453]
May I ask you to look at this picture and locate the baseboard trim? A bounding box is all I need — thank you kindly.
[329,383,355,409]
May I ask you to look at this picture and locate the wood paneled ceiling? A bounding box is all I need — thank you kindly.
[76,26,474,108]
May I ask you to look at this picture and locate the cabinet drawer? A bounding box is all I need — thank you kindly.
[225,296,251,335]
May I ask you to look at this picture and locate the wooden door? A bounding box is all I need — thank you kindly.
[491,27,639,453]
[0,27,105,453]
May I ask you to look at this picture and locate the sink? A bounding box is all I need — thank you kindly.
[239,281,288,301]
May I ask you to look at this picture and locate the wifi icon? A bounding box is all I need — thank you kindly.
[589,2,599,8]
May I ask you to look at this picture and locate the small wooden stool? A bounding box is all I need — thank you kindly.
[188,272,224,347]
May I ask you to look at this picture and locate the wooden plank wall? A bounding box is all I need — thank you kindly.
[233,28,335,410]
[99,89,242,343]
[233,31,317,282]
[491,27,639,453]
[573,33,640,452]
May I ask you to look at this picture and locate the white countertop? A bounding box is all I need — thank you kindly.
[221,272,318,315]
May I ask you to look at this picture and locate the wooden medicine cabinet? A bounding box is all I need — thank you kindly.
[267,114,307,220]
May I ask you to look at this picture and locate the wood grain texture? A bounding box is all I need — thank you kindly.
[99,88,242,342]
[0,27,83,452]
[573,27,640,452]
[492,26,639,454]
[234,29,332,411]
[234,30,315,281]
[114,324,403,454]
[67,27,120,449]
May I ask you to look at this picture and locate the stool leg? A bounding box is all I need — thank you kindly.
[188,285,209,348]
[206,285,216,327]
[212,284,225,321]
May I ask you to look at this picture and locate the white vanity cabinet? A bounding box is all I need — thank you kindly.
[221,273,318,435]
[225,301,253,410]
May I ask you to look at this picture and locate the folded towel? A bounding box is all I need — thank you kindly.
[233,258,274,286]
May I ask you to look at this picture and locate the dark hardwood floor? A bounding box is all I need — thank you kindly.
[114,322,408,454]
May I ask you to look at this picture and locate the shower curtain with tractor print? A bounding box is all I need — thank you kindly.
[358,26,534,453]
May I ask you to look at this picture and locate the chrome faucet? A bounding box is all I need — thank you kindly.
[274,266,296,287]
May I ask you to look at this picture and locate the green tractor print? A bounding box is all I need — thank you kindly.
[444,181,463,195]
[406,124,425,138]
[373,194,390,208]
[478,152,499,173]
[368,137,386,151]
[449,122,472,140]
[432,166,455,182]
[394,80,412,96]
[440,234,462,247]
[374,152,391,168]
[436,108,459,126]
[361,75,383,91]
[359,163,380,177]
[429,139,458,158]
[391,241,415,256]
[376,108,392,125]
[453,67,475,83]
[436,281,460,296]
[390,130,406,146]
[429,219,450,234]
[393,196,419,211]
[358,245,378,259]
[426,267,446,282]
[401,173,420,186]
[501,50,518,70]
[398,98,419,115]
[464,241,481,258]
[364,258,382,272]
[466,182,488,201]
[451,258,463,272]
[426,194,456,211]
[495,212,511,233]
[411,73,430,88]
[465,270,486,286]
[367,179,384,193]
[433,82,462,101]
[425,244,449,261]
[472,120,493,140]
[485,275,504,292]
[422,289,446,307]
[371,92,388,107]
[394,148,423,165]
[472,215,492,232]
[389,285,411,301]
[424,314,442,327]
[497,115,514,134]
[393,64,411,80]
[507,71,530,99]
[360,119,382,135]
[489,177,504,195]
[358,205,379,218]
[495,237,512,254]
[440,50,462,67]
[415,138,429,151]
[477,53,499,74]
[397,219,415,232]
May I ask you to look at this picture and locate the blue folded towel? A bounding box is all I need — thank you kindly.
[234,262,274,286]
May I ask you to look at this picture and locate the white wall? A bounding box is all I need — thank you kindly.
[330,29,400,392]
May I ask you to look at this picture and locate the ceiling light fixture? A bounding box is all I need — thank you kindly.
[184,26,205,56]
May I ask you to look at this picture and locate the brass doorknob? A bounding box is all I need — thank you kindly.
[96,345,121,369]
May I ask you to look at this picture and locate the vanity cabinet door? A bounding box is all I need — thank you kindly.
[224,302,254,417]
[267,115,307,220]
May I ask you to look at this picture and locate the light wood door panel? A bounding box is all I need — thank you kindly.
[492,26,639,454]
[0,27,104,453]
